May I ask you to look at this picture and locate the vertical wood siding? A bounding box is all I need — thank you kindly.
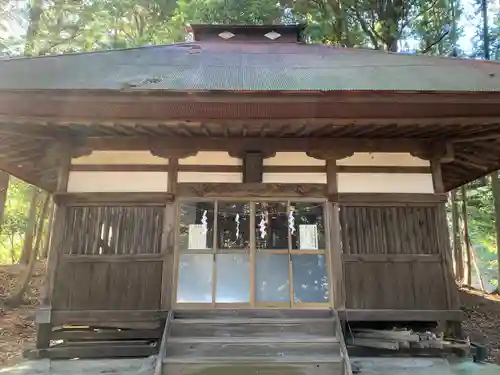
[340,204,450,311]
[63,206,164,255]
[340,206,440,255]
[53,205,165,310]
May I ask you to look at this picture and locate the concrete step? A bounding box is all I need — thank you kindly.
[166,336,341,357]
[170,318,336,337]
[162,355,344,375]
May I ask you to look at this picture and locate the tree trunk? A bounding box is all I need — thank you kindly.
[35,192,50,256]
[5,190,49,306]
[18,187,38,265]
[41,198,54,258]
[461,186,472,286]
[481,0,490,60]
[470,238,485,291]
[491,171,500,293]
[451,190,464,283]
[0,171,9,233]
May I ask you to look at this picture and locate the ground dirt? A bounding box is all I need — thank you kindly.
[0,263,500,367]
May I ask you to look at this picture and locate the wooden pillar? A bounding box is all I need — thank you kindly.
[326,159,345,310]
[150,149,195,311]
[308,150,353,310]
[159,154,181,311]
[37,142,71,349]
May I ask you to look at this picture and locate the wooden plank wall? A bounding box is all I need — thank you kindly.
[340,203,450,311]
[52,205,164,311]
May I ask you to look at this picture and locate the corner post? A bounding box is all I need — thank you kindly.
[36,142,71,349]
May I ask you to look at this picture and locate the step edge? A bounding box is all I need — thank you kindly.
[162,356,343,364]
[172,318,335,324]
[167,337,340,344]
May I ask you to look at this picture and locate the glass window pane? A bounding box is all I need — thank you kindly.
[217,202,250,249]
[292,254,329,303]
[179,202,214,251]
[176,254,213,303]
[215,254,250,303]
[255,253,290,303]
[255,202,289,250]
[290,202,326,250]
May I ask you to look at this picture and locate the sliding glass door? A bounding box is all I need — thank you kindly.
[175,199,329,308]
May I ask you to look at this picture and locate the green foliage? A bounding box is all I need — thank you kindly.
[0,178,32,264]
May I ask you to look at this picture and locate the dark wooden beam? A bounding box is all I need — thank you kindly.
[177,183,327,198]
[334,193,447,204]
[51,310,167,326]
[85,137,436,154]
[53,192,174,205]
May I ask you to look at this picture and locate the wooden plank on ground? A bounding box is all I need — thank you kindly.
[338,309,464,322]
[51,328,161,341]
[24,343,157,360]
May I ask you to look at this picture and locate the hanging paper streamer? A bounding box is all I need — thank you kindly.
[288,207,296,235]
[259,212,267,239]
[235,213,240,239]
[201,210,208,234]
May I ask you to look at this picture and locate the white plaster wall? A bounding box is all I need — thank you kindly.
[337,173,434,193]
[179,152,241,166]
[71,151,168,165]
[264,152,325,166]
[177,172,242,183]
[262,173,327,184]
[337,153,429,167]
[67,171,169,192]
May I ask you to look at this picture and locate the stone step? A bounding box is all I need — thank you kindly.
[166,336,341,357]
[162,355,344,375]
[169,318,336,337]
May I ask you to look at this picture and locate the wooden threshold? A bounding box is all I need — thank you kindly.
[338,309,464,322]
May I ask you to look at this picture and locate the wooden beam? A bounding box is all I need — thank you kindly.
[343,254,441,262]
[53,192,174,205]
[338,309,464,322]
[61,254,163,262]
[51,328,162,341]
[24,342,157,360]
[334,193,447,204]
[51,310,167,326]
[85,137,435,153]
[177,183,327,198]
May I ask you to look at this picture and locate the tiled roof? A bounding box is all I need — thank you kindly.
[0,41,499,92]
